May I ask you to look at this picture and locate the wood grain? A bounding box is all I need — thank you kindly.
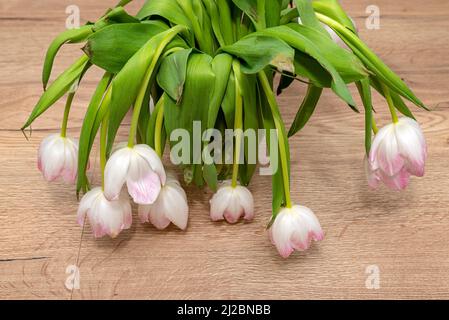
[1,0,449,300]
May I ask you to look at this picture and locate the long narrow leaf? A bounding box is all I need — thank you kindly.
[22,55,90,129]
[288,84,322,137]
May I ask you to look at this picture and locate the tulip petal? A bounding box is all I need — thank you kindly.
[237,186,255,221]
[210,187,232,221]
[162,182,189,230]
[40,137,66,181]
[133,144,167,185]
[77,187,102,225]
[104,148,131,201]
[148,200,171,230]
[127,170,162,205]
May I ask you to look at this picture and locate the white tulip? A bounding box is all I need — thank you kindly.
[269,205,324,258]
[104,144,166,205]
[210,181,255,224]
[367,117,427,190]
[37,134,78,183]
[138,175,189,230]
[77,187,132,238]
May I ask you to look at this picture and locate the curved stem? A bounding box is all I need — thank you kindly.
[372,117,379,134]
[258,71,292,209]
[381,83,399,123]
[60,91,76,138]
[128,26,186,148]
[154,103,165,158]
[100,113,109,191]
[231,62,244,188]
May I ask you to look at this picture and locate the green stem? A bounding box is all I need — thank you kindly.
[60,91,76,138]
[128,26,186,148]
[232,62,244,188]
[258,71,292,209]
[154,102,165,158]
[115,0,133,7]
[372,117,379,134]
[100,113,109,191]
[381,83,399,123]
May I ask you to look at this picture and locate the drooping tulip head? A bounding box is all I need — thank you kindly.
[367,117,427,190]
[77,187,132,238]
[209,181,255,224]
[269,205,324,258]
[139,175,189,230]
[37,134,78,183]
[104,144,166,205]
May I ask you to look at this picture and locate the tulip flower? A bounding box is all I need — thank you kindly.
[367,117,427,190]
[210,181,255,224]
[77,187,132,238]
[269,205,324,258]
[104,144,166,205]
[138,175,189,230]
[37,134,78,183]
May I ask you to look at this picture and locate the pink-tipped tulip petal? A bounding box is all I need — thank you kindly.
[209,181,255,224]
[138,175,189,230]
[104,144,166,205]
[77,187,132,239]
[269,205,324,258]
[367,117,427,190]
[37,134,79,183]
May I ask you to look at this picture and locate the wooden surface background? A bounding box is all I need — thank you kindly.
[1,0,449,300]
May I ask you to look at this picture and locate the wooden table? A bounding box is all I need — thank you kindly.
[1,0,448,300]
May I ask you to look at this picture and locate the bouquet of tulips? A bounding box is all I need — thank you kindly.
[24,0,428,258]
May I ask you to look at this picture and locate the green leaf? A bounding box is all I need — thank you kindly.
[259,26,356,107]
[317,14,425,109]
[22,55,90,130]
[157,48,192,103]
[240,73,258,186]
[103,6,139,24]
[208,54,234,129]
[231,0,259,26]
[215,0,234,45]
[202,0,226,47]
[294,51,331,87]
[137,0,192,28]
[77,72,113,194]
[265,0,281,27]
[221,72,236,128]
[221,35,295,74]
[356,78,373,154]
[287,23,368,83]
[203,163,218,191]
[146,95,165,149]
[294,0,329,37]
[84,22,174,74]
[164,53,216,188]
[312,0,357,33]
[106,26,187,154]
[288,84,322,137]
[42,25,93,90]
